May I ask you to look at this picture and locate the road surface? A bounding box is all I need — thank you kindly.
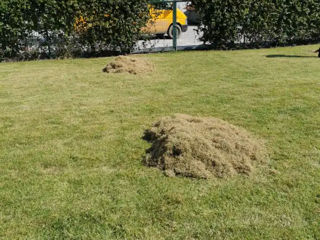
[134,26,204,53]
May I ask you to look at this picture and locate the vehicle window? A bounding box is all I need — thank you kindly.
[152,2,172,10]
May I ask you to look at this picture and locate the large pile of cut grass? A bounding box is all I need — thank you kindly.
[102,56,154,74]
[143,114,268,179]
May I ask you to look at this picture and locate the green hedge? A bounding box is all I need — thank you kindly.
[0,0,149,61]
[275,0,320,44]
[0,0,29,59]
[193,0,320,49]
[2,0,319,60]
[76,0,149,54]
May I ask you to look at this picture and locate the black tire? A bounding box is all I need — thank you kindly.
[167,24,182,39]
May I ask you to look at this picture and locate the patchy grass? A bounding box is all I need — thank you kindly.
[0,45,319,239]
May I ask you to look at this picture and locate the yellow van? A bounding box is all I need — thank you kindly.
[143,3,188,39]
[75,3,188,39]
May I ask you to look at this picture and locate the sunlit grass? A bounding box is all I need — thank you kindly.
[0,45,319,239]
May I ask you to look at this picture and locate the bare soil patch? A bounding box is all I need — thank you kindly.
[143,114,267,179]
[103,56,154,74]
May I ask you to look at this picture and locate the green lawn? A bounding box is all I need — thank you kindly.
[0,45,319,240]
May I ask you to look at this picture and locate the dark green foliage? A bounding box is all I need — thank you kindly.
[0,0,149,61]
[241,1,278,46]
[0,0,30,59]
[75,0,149,54]
[2,0,319,60]
[192,0,249,49]
[275,0,320,44]
[193,0,320,49]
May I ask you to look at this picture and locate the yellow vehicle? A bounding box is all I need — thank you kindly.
[144,3,188,39]
[75,3,188,39]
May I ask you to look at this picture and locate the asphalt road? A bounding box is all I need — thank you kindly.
[134,26,204,53]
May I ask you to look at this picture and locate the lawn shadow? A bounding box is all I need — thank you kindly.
[266,54,318,58]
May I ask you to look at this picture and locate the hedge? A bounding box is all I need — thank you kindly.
[1,0,320,60]
[193,0,320,49]
[0,0,149,61]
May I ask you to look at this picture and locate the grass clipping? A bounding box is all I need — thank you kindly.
[103,56,154,75]
[143,114,267,179]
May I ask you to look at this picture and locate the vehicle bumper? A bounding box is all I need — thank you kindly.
[181,24,188,32]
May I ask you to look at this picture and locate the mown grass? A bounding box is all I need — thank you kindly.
[0,45,319,240]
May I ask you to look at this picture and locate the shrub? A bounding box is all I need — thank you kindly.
[274,0,320,45]
[193,0,320,49]
[75,0,149,54]
[192,0,250,49]
[0,0,149,61]
[0,0,30,60]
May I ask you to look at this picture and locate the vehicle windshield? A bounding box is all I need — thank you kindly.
[152,2,172,10]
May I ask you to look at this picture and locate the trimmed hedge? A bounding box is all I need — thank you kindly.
[1,0,320,60]
[0,0,149,61]
[193,0,320,49]
[0,0,30,59]
[75,0,149,54]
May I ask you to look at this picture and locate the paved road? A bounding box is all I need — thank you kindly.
[134,26,204,53]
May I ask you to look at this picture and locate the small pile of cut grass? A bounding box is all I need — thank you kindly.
[143,114,268,179]
[102,56,154,75]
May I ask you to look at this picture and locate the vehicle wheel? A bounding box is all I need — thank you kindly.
[168,24,182,39]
